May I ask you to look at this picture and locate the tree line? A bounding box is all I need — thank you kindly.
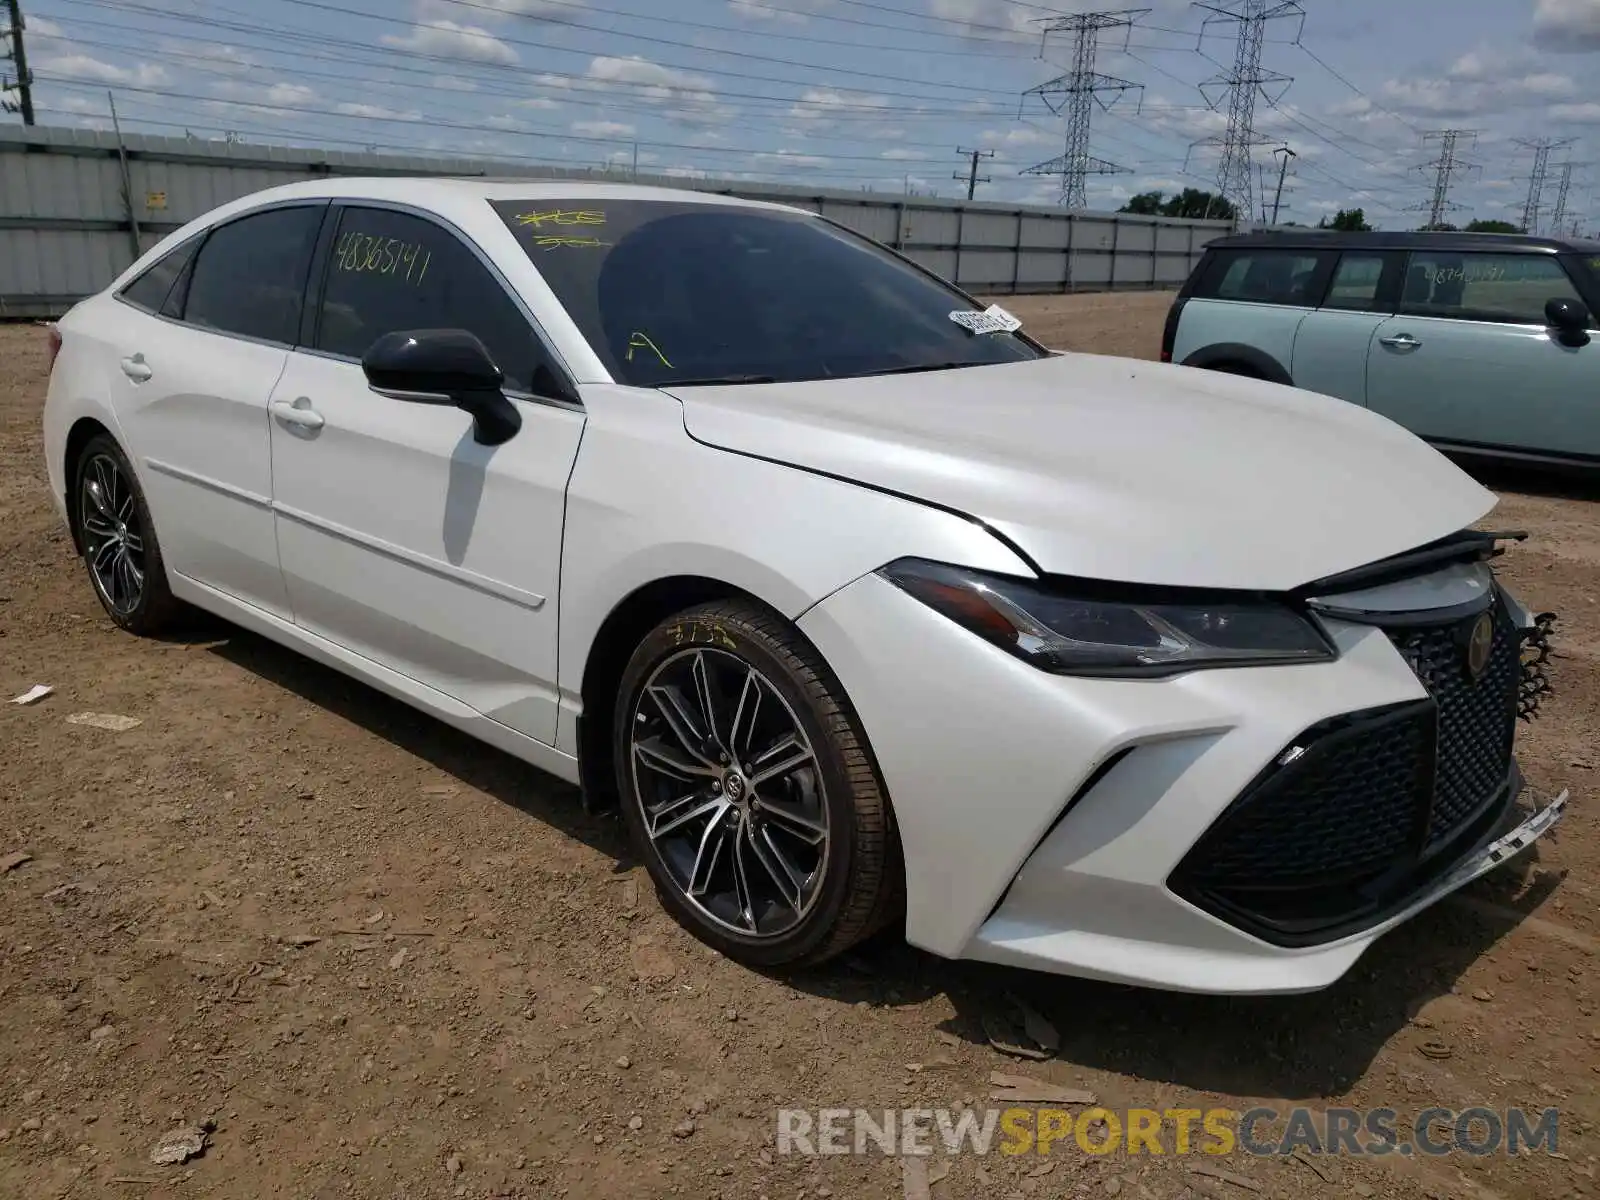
[1115,189,1526,234]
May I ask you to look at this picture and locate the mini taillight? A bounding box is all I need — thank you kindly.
[46,326,63,374]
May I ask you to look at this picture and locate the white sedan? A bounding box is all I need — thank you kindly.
[42,179,1566,994]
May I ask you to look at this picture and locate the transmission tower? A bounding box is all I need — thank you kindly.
[1408,130,1478,229]
[1190,0,1304,221]
[1516,138,1574,235]
[1019,9,1147,209]
[1550,162,1588,236]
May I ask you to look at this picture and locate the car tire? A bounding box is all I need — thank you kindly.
[613,599,901,968]
[72,433,183,636]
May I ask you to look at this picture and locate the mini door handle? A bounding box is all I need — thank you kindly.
[270,397,325,430]
[1379,333,1421,350]
[119,354,153,382]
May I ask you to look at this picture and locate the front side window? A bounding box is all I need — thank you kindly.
[1206,250,1324,306]
[183,206,325,345]
[316,206,544,393]
[119,237,199,314]
[1400,252,1586,324]
[490,199,1046,386]
[1323,253,1387,311]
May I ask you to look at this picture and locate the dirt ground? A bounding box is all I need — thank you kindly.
[1,293,1596,1200]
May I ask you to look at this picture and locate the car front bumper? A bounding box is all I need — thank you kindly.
[796,571,1565,995]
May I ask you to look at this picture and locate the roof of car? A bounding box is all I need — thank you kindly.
[221,176,799,214]
[1207,230,1600,255]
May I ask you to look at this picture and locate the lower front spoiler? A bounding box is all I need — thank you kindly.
[962,788,1569,996]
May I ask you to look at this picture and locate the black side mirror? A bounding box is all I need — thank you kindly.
[362,329,523,446]
[1545,297,1592,348]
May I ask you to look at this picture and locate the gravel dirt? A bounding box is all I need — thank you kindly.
[1,296,1596,1200]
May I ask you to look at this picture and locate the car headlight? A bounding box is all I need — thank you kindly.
[878,558,1335,678]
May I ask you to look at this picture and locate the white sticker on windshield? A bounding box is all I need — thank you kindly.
[949,304,1023,336]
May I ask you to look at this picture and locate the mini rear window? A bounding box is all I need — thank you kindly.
[1203,250,1324,306]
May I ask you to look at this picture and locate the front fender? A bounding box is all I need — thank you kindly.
[556,385,1035,751]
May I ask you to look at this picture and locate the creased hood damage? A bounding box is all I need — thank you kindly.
[668,353,1497,591]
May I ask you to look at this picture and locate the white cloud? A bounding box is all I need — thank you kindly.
[382,20,518,65]
[788,87,890,121]
[755,150,831,167]
[1552,101,1600,123]
[35,53,169,88]
[728,0,833,21]
[519,95,561,110]
[449,0,581,14]
[586,55,714,96]
[572,118,636,138]
[1533,0,1600,51]
[880,147,927,160]
[336,102,423,121]
[26,15,65,37]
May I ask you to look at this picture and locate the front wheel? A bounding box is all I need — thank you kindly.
[613,600,900,968]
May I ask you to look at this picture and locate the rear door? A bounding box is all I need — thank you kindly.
[1171,246,1332,381]
[1366,250,1600,458]
[106,202,328,620]
[1289,249,1403,405]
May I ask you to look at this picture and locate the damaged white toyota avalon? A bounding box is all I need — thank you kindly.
[43,180,1567,994]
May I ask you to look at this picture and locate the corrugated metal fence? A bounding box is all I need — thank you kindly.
[0,124,1231,318]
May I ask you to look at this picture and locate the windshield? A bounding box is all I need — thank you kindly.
[490,199,1045,386]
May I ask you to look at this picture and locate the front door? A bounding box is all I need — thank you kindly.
[267,204,583,744]
[1366,250,1600,458]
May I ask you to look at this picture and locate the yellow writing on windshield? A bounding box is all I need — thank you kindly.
[531,235,609,251]
[626,331,672,368]
[516,209,606,228]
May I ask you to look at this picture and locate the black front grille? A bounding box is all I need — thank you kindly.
[1170,598,1524,947]
[1388,606,1520,848]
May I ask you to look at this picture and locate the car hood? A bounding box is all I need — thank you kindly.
[666,353,1498,591]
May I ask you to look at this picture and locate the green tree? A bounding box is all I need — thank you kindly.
[1119,191,1166,215]
[1318,208,1373,232]
[1418,222,1459,232]
[1117,188,1237,221]
[1464,219,1522,233]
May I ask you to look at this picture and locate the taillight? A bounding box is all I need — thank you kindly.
[46,326,63,374]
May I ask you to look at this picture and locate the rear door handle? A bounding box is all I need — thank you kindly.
[1379,333,1421,350]
[270,397,326,431]
[119,353,152,383]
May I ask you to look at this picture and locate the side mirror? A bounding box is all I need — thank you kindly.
[1545,297,1592,348]
[362,329,522,446]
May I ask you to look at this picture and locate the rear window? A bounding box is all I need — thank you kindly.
[118,237,199,314]
[1201,250,1323,306]
[490,199,1045,386]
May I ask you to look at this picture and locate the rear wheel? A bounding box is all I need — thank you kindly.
[72,434,182,635]
[613,600,899,968]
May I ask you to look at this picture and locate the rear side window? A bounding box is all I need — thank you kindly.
[1323,253,1387,311]
[1202,250,1324,306]
[315,206,543,393]
[118,238,199,314]
[183,206,325,345]
[1400,252,1586,324]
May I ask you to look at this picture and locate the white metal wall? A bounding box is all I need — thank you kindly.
[0,124,1231,318]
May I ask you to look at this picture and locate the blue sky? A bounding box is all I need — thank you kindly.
[12,0,1600,230]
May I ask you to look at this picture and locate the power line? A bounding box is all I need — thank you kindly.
[1020,9,1146,208]
[3,0,35,124]
[954,146,995,200]
[1191,0,1304,220]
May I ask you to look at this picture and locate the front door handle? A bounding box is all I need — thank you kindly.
[1379,333,1422,350]
[270,396,326,431]
[119,353,153,383]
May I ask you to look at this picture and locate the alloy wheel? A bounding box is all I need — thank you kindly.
[80,453,146,617]
[628,647,831,938]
